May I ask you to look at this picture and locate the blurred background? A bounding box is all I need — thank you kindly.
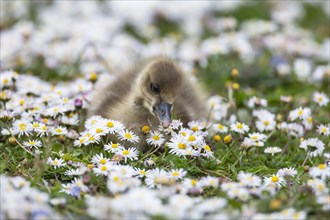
[1,0,329,104]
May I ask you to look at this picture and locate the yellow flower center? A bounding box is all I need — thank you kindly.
[237,123,243,129]
[188,135,195,142]
[264,120,269,126]
[178,142,186,149]
[251,135,258,141]
[42,125,47,131]
[153,135,160,140]
[19,123,26,131]
[33,123,40,128]
[100,158,107,164]
[100,165,107,171]
[43,118,48,123]
[63,98,69,103]
[298,109,303,116]
[139,170,146,175]
[191,179,197,186]
[172,171,179,176]
[89,136,95,141]
[317,184,324,191]
[321,127,327,133]
[122,150,129,155]
[96,128,103,133]
[79,138,85,143]
[124,133,132,139]
[181,132,186,137]
[307,117,312,123]
[91,119,97,125]
[106,122,114,127]
[53,160,58,165]
[204,145,211,151]
[87,164,93,169]
[317,97,323,102]
[318,164,326,170]
[271,176,279,183]
[113,176,120,182]
[90,73,97,81]
[69,112,74,118]
[192,126,199,132]
[232,83,240,90]
[3,78,9,84]
[19,99,25,105]
[218,124,224,130]
[112,143,118,148]
[29,140,35,145]
[55,128,62,133]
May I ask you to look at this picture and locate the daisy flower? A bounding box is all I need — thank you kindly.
[247,96,267,108]
[22,139,42,149]
[307,179,328,195]
[248,132,267,143]
[117,147,139,162]
[188,120,205,132]
[277,167,297,177]
[201,143,214,158]
[93,163,111,176]
[302,116,313,130]
[230,122,249,134]
[169,168,187,180]
[85,115,104,128]
[200,176,219,188]
[253,110,276,132]
[91,153,110,165]
[104,142,124,153]
[309,164,330,180]
[317,124,330,136]
[11,120,33,137]
[289,107,311,121]
[51,126,68,136]
[145,168,171,189]
[61,114,79,126]
[264,147,282,155]
[264,174,286,189]
[146,131,165,147]
[169,119,183,130]
[104,119,125,134]
[313,92,329,106]
[47,157,66,169]
[212,123,228,133]
[133,168,150,178]
[117,129,139,143]
[299,138,325,157]
[237,172,262,187]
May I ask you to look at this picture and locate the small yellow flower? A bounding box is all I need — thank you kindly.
[223,135,232,144]
[141,125,150,134]
[231,68,239,77]
[213,135,221,142]
[232,83,240,90]
[270,199,281,210]
[89,72,98,82]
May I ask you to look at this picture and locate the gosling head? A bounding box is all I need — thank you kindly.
[137,59,183,128]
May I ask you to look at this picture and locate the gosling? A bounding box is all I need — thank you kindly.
[88,57,208,132]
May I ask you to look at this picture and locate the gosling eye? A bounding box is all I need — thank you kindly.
[150,83,160,94]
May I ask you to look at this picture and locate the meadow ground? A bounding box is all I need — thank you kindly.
[0,1,329,219]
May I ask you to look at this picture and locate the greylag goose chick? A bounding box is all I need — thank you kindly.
[88,57,208,133]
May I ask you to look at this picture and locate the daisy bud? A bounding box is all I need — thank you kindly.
[87,164,94,169]
[231,68,239,77]
[57,135,66,143]
[223,135,232,144]
[232,83,240,90]
[213,135,221,142]
[74,98,83,109]
[8,137,16,144]
[141,125,150,134]
[303,165,309,172]
[270,199,281,210]
[144,158,155,168]
[89,72,98,83]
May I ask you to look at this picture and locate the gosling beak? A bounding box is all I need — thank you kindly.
[153,102,172,128]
